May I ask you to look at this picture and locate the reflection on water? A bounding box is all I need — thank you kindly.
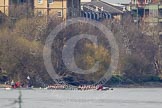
[0,88,162,108]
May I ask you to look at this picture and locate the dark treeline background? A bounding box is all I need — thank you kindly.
[0,12,162,87]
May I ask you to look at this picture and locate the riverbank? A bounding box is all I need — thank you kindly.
[0,84,11,88]
[108,82,162,88]
[1,82,162,89]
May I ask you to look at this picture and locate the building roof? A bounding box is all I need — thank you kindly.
[81,0,91,2]
[103,0,130,4]
[82,0,124,14]
[81,0,131,4]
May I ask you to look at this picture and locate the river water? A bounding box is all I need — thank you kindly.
[0,88,162,108]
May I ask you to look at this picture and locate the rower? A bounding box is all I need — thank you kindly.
[11,80,15,88]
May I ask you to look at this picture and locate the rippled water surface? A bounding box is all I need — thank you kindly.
[0,88,162,108]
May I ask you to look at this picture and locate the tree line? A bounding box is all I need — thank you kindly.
[0,13,162,86]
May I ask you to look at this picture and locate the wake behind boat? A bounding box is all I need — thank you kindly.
[46,84,113,91]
